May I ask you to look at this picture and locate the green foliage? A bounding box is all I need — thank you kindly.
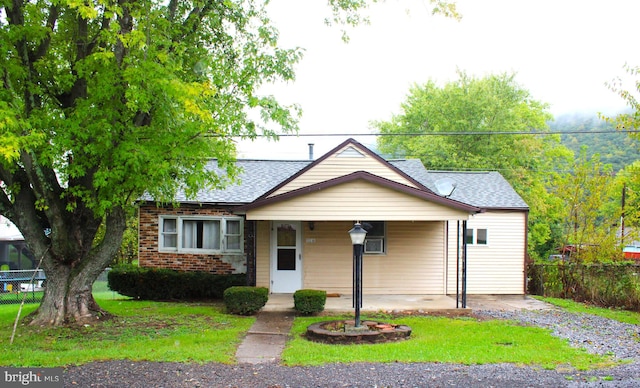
[614,161,640,241]
[549,150,621,262]
[528,262,640,311]
[551,113,640,172]
[605,64,640,139]
[223,286,268,315]
[107,265,245,300]
[325,0,458,41]
[0,0,308,322]
[534,296,640,325]
[293,289,327,315]
[375,71,554,177]
[1,0,305,215]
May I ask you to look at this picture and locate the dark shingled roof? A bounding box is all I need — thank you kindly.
[390,160,528,209]
[167,160,312,204]
[151,158,528,210]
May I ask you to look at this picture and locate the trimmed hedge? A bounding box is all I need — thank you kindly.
[107,265,246,300]
[223,286,269,315]
[293,289,326,315]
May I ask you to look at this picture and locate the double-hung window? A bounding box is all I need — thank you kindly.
[159,216,243,253]
[465,228,488,245]
[362,221,386,254]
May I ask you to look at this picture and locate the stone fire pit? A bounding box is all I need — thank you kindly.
[306,320,412,344]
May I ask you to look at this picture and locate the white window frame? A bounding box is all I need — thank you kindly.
[465,228,488,246]
[159,215,244,254]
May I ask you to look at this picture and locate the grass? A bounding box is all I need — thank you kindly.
[1,291,634,369]
[281,314,615,370]
[533,296,640,325]
[0,290,43,304]
[0,297,254,367]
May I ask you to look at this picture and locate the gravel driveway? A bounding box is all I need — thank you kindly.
[63,309,640,387]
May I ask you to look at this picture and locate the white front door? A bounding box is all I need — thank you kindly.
[271,221,302,293]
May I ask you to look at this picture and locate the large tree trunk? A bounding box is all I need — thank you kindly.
[27,208,127,326]
[29,255,109,326]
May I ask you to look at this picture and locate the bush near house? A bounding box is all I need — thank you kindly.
[528,262,640,311]
[107,265,245,300]
[293,289,327,315]
[223,286,269,315]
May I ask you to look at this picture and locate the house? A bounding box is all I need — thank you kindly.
[0,215,35,271]
[138,139,529,298]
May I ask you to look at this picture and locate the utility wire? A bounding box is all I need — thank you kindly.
[235,129,640,137]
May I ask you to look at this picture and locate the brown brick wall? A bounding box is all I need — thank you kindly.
[138,203,247,275]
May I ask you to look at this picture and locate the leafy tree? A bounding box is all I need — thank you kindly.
[0,0,456,326]
[604,64,640,248]
[0,0,306,326]
[551,150,621,262]
[606,64,640,139]
[373,71,570,260]
[612,161,640,246]
[550,113,640,172]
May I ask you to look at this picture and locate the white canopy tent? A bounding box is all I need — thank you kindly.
[0,215,24,242]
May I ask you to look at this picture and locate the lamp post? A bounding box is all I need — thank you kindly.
[348,222,367,327]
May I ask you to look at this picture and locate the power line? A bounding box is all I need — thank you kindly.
[249,129,640,137]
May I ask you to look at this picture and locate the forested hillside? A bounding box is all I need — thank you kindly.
[550,113,640,171]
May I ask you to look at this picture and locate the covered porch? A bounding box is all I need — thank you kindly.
[261,293,467,314]
[261,293,553,314]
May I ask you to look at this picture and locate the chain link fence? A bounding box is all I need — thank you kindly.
[0,268,119,305]
[0,269,45,305]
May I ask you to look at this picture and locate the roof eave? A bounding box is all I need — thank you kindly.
[237,171,482,214]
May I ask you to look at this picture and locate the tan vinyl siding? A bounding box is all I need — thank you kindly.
[446,211,526,294]
[270,145,417,197]
[247,180,470,221]
[303,221,446,294]
[255,221,271,288]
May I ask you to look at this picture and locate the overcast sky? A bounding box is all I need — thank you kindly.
[236,0,640,160]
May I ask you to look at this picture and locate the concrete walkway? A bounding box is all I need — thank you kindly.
[235,294,554,364]
[235,311,295,364]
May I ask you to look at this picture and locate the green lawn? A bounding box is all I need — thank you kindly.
[0,298,254,367]
[281,314,616,370]
[534,296,640,325]
[0,294,633,369]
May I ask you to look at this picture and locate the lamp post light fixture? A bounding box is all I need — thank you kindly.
[348,222,367,327]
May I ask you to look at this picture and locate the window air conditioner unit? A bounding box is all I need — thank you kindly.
[364,238,384,254]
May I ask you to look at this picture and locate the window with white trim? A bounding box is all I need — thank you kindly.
[465,228,488,245]
[159,216,244,253]
[362,221,386,254]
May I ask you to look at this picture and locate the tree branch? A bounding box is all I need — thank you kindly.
[30,5,59,62]
[114,0,133,67]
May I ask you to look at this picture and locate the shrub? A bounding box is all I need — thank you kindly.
[223,286,269,315]
[528,262,640,311]
[293,289,327,315]
[107,265,246,300]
